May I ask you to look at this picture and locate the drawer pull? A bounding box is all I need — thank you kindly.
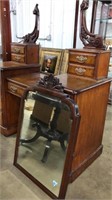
[75,67,86,75]
[10,86,17,93]
[14,56,21,61]
[14,48,20,53]
[76,55,87,63]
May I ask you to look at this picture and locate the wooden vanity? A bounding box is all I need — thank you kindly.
[0,47,111,199]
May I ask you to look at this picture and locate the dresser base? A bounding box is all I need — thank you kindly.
[0,124,17,136]
[70,145,103,182]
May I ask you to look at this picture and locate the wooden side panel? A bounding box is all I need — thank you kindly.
[5,92,20,125]
[96,51,111,79]
[26,45,39,64]
[71,82,110,180]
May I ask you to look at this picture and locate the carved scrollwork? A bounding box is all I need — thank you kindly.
[80,0,89,10]
[17,4,39,43]
[38,74,64,91]
[80,0,106,50]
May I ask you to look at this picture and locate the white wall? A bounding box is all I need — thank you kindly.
[10,0,76,49]
[10,0,98,49]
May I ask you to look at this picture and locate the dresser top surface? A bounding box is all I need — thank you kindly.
[11,42,39,46]
[7,73,111,94]
[0,61,40,70]
[69,48,111,54]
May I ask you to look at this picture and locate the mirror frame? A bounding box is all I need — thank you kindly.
[13,83,80,199]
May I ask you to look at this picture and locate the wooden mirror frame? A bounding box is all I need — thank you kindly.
[13,75,81,199]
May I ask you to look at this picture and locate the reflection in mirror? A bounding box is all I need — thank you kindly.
[16,90,73,197]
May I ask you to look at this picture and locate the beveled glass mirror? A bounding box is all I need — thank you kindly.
[14,75,80,199]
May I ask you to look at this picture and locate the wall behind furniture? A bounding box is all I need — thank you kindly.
[10,0,96,49]
[10,0,76,49]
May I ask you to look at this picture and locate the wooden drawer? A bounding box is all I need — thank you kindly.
[11,45,25,54]
[11,54,25,63]
[11,43,39,64]
[68,63,94,78]
[69,52,96,66]
[8,82,25,97]
[68,49,111,80]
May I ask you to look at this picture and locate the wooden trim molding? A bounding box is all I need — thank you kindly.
[0,0,11,61]
[73,0,80,48]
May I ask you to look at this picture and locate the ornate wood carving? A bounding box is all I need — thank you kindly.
[17,4,39,43]
[38,74,64,91]
[80,0,106,49]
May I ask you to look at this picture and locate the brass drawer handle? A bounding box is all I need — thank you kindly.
[75,67,86,75]
[14,56,21,61]
[14,48,20,53]
[76,55,87,63]
[10,85,17,93]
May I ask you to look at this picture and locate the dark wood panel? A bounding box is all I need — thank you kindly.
[70,82,110,180]
[0,0,11,61]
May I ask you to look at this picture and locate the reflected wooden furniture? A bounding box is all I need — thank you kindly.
[21,91,72,163]
[11,43,39,64]
[0,61,40,136]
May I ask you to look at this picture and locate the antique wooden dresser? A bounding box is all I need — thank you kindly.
[1,47,111,195]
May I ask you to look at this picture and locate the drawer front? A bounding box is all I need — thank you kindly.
[8,82,25,97]
[69,52,96,66]
[11,54,25,63]
[68,63,94,78]
[11,45,25,54]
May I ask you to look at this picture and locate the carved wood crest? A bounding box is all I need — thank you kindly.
[38,74,64,91]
